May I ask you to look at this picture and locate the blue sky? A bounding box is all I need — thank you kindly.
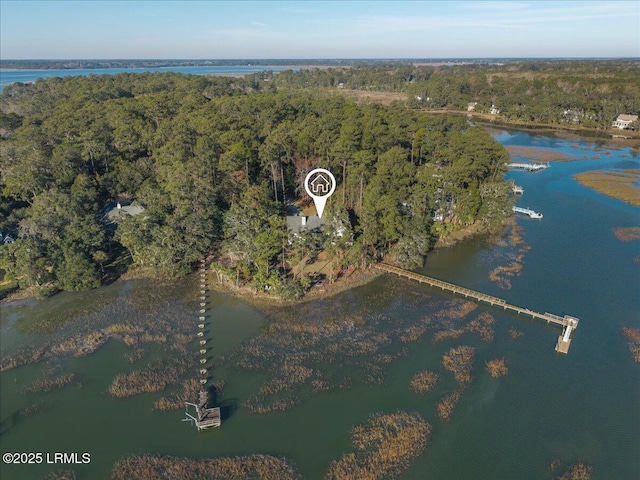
[1,1,638,59]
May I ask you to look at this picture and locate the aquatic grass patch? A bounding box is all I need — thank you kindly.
[621,327,640,362]
[106,356,194,398]
[326,412,431,480]
[432,311,495,344]
[505,145,577,162]
[553,462,593,480]
[23,373,80,394]
[442,345,475,387]
[574,169,640,207]
[44,469,77,480]
[111,454,300,480]
[485,358,509,377]
[436,390,462,420]
[489,218,530,290]
[612,227,640,242]
[409,371,440,395]
[1,280,199,372]
[509,327,524,339]
[226,281,488,415]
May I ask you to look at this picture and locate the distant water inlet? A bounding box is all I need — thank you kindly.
[374,263,579,353]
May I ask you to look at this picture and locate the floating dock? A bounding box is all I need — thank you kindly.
[512,206,543,219]
[507,162,550,171]
[374,263,579,353]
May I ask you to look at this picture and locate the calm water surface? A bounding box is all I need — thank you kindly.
[1,130,638,479]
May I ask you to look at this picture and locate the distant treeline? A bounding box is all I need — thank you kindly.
[0,72,511,296]
[266,60,640,129]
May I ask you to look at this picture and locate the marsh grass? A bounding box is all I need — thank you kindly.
[227,282,482,414]
[556,463,593,480]
[107,356,194,398]
[509,328,524,339]
[485,358,509,377]
[24,373,79,394]
[506,145,577,162]
[326,412,431,480]
[437,390,462,420]
[574,169,640,207]
[442,345,475,387]
[489,218,530,290]
[621,327,640,362]
[111,454,300,480]
[409,371,440,395]
[612,227,640,242]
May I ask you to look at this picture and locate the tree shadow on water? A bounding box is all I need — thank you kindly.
[207,384,237,422]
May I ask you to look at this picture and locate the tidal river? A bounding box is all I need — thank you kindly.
[1,129,638,480]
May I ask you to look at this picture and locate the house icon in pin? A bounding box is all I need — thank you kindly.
[310,173,331,194]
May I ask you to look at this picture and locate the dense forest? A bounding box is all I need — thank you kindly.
[268,61,640,129]
[0,72,511,298]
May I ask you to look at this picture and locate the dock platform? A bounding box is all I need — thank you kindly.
[374,263,579,353]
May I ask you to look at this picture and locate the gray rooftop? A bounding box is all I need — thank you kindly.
[286,215,324,235]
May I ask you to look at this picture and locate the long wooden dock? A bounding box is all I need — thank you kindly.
[374,263,579,352]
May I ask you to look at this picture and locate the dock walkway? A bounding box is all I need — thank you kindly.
[374,263,579,352]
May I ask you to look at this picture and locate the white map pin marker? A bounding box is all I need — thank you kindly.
[304,168,336,219]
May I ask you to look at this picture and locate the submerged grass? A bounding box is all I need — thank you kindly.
[224,279,486,414]
[489,218,530,290]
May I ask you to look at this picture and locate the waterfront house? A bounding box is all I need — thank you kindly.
[286,215,324,238]
[612,114,638,130]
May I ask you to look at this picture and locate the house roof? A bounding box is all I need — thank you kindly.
[286,215,324,235]
[617,114,638,122]
[106,203,145,223]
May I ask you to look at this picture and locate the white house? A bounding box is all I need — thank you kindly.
[612,114,638,130]
[467,102,477,112]
[490,105,500,115]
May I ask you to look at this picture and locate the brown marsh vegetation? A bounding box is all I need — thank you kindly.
[489,218,530,290]
[409,371,440,395]
[326,412,431,480]
[107,357,193,398]
[613,227,640,242]
[485,358,509,377]
[506,145,577,162]
[442,345,475,387]
[225,280,486,414]
[111,454,300,480]
[555,462,593,480]
[621,327,640,362]
[24,373,79,394]
[509,327,524,339]
[574,169,640,207]
[437,390,462,420]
